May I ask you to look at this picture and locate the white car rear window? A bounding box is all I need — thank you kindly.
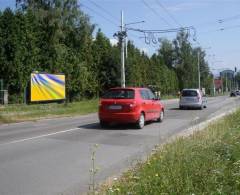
[182,90,198,97]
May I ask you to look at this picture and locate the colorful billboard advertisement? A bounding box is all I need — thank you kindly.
[30,73,65,102]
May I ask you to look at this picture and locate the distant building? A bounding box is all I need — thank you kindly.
[220,70,234,80]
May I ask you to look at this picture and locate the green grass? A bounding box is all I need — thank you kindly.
[0,99,98,124]
[101,110,240,194]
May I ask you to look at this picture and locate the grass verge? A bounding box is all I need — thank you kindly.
[161,95,178,100]
[101,109,240,194]
[0,99,98,124]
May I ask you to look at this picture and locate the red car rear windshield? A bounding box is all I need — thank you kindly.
[102,89,135,99]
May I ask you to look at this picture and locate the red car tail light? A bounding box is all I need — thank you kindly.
[127,101,137,111]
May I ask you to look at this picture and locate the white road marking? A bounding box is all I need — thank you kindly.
[0,127,81,146]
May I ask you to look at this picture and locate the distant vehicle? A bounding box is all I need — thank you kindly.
[230,90,239,97]
[230,91,236,97]
[179,89,207,110]
[98,87,165,129]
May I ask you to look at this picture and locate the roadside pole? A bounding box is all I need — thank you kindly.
[198,51,200,90]
[120,11,125,88]
[221,76,224,94]
[212,77,215,96]
[114,11,127,88]
[225,74,228,92]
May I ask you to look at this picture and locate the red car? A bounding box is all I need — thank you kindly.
[98,87,164,129]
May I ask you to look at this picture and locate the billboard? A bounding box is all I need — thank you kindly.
[30,73,65,102]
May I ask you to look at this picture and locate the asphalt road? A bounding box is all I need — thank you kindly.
[0,96,239,195]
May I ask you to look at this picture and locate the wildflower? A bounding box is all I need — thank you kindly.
[233,160,240,165]
[155,173,159,177]
[115,188,120,192]
[133,176,140,180]
[113,177,118,181]
[108,188,114,193]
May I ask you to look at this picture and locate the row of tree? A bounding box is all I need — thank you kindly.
[0,0,213,103]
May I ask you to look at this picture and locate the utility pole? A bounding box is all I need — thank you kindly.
[120,11,125,88]
[221,76,224,94]
[114,13,146,88]
[113,11,127,88]
[196,47,211,90]
[225,74,228,92]
[198,51,200,90]
[212,76,215,96]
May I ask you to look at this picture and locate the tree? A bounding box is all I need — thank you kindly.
[0,1,213,103]
[173,31,195,89]
[0,8,21,101]
[158,38,176,69]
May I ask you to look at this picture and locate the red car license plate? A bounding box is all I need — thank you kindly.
[108,105,122,110]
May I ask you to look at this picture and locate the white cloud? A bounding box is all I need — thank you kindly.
[110,38,118,46]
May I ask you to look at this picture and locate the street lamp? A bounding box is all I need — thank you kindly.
[125,21,145,27]
[124,20,145,61]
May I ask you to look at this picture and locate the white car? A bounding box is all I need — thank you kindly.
[179,89,207,110]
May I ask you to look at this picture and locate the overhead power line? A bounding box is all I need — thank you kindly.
[155,0,182,27]
[218,14,240,23]
[200,24,240,34]
[81,4,140,42]
[189,14,240,31]
[219,24,240,31]
[127,26,195,34]
[126,26,196,45]
[141,0,173,28]
[80,3,118,27]
[88,0,119,22]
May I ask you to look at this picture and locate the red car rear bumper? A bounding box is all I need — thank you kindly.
[99,112,140,123]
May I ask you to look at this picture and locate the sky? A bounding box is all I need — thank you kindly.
[0,0,240,75]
